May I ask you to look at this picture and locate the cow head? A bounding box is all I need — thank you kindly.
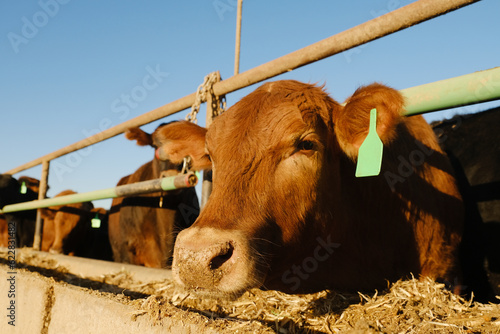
[0,174,39,210]
[145,120,211,171]
[125,122,203,177]
[159,81,405,297]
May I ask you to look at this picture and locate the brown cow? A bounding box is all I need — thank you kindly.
[151,80,464,298]
[39,191,112,260]
[40,190,93,254]
[108,122,200,268]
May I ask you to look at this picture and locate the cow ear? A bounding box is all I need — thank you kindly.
[335,83,404,160]
[125,127,153,147]
[154,121,212,170]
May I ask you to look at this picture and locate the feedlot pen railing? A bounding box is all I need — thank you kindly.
[0,173,198,213]
[2,0,500,250]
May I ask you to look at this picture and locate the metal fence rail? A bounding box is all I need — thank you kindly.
[0,172,198,214]
[402,67,500,115]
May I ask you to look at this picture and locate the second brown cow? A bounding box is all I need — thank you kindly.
[108,123,200,268]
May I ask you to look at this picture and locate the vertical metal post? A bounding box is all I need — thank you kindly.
[33,159,49,250]
[234,0,243,75]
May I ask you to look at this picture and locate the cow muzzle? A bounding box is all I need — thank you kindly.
[172,227,261,297]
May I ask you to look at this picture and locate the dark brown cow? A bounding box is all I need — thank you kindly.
[108,123,200,268]
[433,107,500,302]
[151,80,464,297]
[84,207,114,261]
[0,174,40,247]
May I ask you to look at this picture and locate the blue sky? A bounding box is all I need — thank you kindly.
[1,0,499,209]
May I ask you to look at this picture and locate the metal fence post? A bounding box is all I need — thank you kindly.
[234,0,243,76]
[33,159,49,250]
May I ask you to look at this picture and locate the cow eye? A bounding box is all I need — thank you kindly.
[298,140,315,151]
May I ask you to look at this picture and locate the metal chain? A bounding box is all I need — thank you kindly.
[213,91,226,118]
[186,72,225,124]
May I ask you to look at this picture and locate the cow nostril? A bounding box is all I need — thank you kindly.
[210,243,234,270]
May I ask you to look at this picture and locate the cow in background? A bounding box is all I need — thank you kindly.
[40,190,93,254]
[108,122,199,268]
[148,80,464,298]
[433,107,500,302]
[18,176,42,194]
[39,190,112,260]
[0,174,40,247]
[0,175,112,259]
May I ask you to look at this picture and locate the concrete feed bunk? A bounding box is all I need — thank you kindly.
[1,248,499,333]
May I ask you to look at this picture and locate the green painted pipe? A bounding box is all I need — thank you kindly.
[0,172,198,214]
[402,67,500,116]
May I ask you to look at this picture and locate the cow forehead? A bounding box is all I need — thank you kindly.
[207,103,323,159]
[206,84,333,153]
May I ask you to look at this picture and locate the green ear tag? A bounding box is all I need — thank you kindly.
[20,181,27,194]
[355,108,383,177]
[91,214,101,229]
